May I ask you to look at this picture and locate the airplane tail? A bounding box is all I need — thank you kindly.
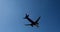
[24,14,29,19]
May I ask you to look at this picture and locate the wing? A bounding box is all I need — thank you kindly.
[25,24,33,27]
[35,16,41,23]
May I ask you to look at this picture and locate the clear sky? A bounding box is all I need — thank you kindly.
[0,0,60,32]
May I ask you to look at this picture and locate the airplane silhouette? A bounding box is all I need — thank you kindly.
[24,14,41,27]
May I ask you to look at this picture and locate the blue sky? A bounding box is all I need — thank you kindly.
[0,0,60,32]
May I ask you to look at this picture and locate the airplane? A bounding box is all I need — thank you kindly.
[24,14,41,27]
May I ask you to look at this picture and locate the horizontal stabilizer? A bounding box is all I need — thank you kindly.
[24,14,29,19]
